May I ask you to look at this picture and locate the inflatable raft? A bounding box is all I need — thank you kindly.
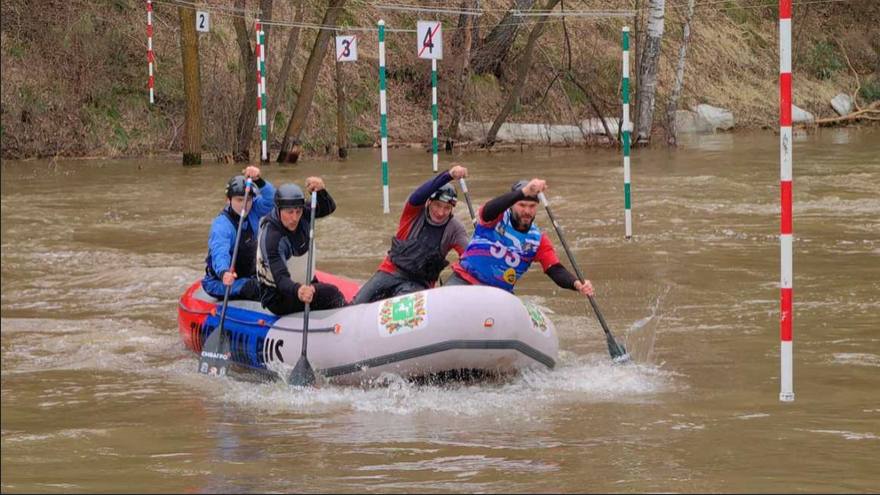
[177,272,558,385]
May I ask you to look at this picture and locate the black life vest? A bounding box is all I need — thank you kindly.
[388,235,449,283]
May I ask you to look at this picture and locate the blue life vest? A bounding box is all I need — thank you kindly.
[459,210,542,292]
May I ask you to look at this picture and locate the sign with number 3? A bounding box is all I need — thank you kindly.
[335,35,357,62]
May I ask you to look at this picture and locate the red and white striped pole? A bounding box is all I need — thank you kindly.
[779,0,794,402]
[146,0,154,104]
[255,19,266,161]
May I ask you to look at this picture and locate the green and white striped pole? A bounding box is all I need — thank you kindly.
[259,27,268,162]
[378,20,390,213]
[622,26,633,240]
[431,58,439,172]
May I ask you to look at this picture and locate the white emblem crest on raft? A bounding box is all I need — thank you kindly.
[378,292,428,337]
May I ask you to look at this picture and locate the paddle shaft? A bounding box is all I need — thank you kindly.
[459,178,477,224]
[199,179,253,372]
[299,190,319,358]
[538,192,626,358]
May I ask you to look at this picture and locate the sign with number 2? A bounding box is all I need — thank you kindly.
[196,11,210,32]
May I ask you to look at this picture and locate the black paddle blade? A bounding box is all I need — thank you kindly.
[287,355,316,387]
[198,328,231,376]
[607,334,631,364]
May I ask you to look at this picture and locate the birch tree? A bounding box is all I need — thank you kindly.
[666,0,695,146]
[635,0,665,145]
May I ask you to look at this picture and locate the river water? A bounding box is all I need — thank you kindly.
[2,128,878,493]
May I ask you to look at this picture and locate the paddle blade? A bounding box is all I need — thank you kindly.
[287,354,316,387]
[606,334,632,364]
[198,327,231,376]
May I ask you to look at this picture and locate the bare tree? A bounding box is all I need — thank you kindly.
[276,0,347,163]
[666,0,695,146]
[444,0,476,150]
[335,59,347,159]
[634,0,665,145]
[231,1,255,162]
[179,6,202,165]
[470,0,536,79]
[268,0,305,135]
[484,0,561,148]
[231,0,273,163]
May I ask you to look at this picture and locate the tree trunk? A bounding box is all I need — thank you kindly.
[484,0,561,148]
[232,0,257,163]
[444,0,475,150]
[179,6,202,165]
[335,60,347,159]
[470,0,535,78]
[276,0,347,163]
[635,0,665,145]
[269,0,305,135]
[666,0,695,146]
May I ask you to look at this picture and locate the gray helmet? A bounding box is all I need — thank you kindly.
[275,183,305,210]
[429,184,457,206]
[511,179,538,203]
[225,175,259,198]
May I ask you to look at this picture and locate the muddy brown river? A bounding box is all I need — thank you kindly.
[2,128,878,492]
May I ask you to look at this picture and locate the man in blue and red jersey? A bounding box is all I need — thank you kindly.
[352,165,470,304]
[445,178,595,297]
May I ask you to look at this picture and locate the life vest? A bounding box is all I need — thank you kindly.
[205,207,257,279]
[255,210,311,288]
[459,210,542,292]
[388,235,448,283]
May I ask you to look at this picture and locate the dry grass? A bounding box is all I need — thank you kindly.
[1,0,877,159]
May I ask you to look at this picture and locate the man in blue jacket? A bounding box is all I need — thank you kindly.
[202,166,275,301]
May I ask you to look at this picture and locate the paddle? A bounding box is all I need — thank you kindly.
[198,178,254,376]
[287,190,319,386]
[537,192,631,363]
[458,177,477,225]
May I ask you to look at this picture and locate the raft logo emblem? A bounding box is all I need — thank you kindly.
[379,292,428,337]
[525,303,549,334]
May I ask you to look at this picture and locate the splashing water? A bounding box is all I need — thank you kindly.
[196,351,675,418]
[621,285,671,364]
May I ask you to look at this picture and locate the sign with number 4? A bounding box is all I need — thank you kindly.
[416,21,442,60]
[196,11,210,32]
[335,35,357,62]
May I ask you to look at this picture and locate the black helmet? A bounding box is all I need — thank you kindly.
[225,175,259,198]
[275,183,305,210]
[511,179,538,203]
[428,184,457,206]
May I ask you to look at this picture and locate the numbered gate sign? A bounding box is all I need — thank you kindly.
[196,11,210,32]
[416,21,442,60]
[335,35,358,62]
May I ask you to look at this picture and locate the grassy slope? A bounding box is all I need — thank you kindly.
[1,0,877,159]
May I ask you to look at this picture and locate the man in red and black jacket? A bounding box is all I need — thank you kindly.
[352,165,470,304]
